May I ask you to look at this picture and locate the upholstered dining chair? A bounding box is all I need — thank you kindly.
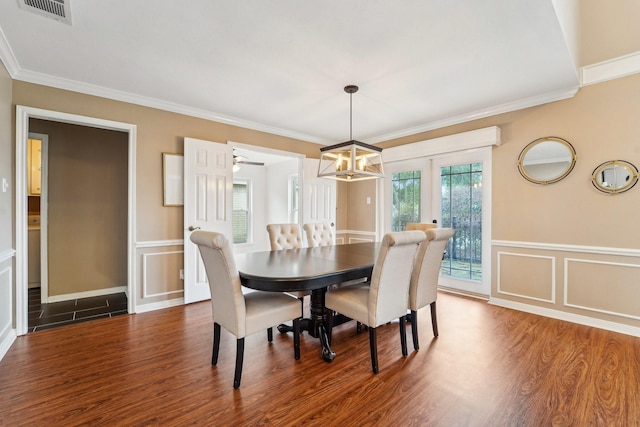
[408,227,455,351]
[303,222,334,247]
[266,223,308,333]
[406,222,437,232]
[325,230,426,374]
[190,230,302,389]
[266,223,303,250]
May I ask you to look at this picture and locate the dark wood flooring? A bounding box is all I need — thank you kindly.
[2,291,639,426]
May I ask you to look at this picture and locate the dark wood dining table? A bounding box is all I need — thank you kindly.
[236,242,380,362]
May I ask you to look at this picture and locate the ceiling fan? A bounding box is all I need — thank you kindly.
[233,151,265,168]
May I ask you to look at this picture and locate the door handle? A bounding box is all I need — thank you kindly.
[188,225,201,231]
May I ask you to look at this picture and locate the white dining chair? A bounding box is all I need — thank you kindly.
[303,222,334,247]
[408,227,455,350]
[190,230,302,389]
[325,230,426,373]
[266,223,308,333]
[266,223,303,250]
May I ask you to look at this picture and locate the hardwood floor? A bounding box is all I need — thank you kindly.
[1,292,639,426]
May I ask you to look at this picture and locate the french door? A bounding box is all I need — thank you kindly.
[431,149,491,295]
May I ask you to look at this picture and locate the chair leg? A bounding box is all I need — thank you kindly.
[233,337,245,389]
[411,310,419,351]
[293,318,301,360]
[399,315,408,357]
[212,322,221,365]
[326,310,334,346]
[369,327,379,374]
[267,327,273,342]
[277,297,305,334]
[430,301,439,338]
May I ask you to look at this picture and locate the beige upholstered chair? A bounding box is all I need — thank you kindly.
[303,222,334,247]
[406,222,437,232]
[266,223,303,250]
[266,223,308,333]
[325,230,426,373]
[409,227,455,350]
[190,231,301,389]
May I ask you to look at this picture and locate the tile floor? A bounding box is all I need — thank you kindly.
[28,288,128,332]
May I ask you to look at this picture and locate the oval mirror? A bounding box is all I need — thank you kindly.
[517,136,577,184]
[591,160,639,194]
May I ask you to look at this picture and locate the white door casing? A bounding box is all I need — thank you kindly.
[302,158,336,245]
[183,137,233,304]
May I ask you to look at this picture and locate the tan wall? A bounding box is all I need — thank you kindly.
[580,0,640,65]
[12,82,321,242]
[12,82,322,306]
[29,119,128,296]
[0,60,12,252]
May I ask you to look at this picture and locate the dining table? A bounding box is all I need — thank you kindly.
[236,241,380,362]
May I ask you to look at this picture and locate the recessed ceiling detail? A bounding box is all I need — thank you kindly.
[18,0,72,25]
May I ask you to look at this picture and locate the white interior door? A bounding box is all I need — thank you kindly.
[302,158,336,244]
[183,137,232,304]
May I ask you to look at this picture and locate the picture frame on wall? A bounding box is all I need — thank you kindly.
[163,153,184,206]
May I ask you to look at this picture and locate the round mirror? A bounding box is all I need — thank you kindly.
[591,160,638,194]
[517,136,577,184]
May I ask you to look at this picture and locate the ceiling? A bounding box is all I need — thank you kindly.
[0,1,580,145]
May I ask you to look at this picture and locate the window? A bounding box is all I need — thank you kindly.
[391,170,421,231]
[288,175,299,224]
[440,163,482,281]
[232,180,250,244]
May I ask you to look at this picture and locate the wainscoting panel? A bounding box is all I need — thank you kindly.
[336,230,376,245]
[349,237,374,244]
[0,260,16,361]
[491,240,640,336]
[565,258,640,321]
[497,252,555,303]
[142,250,184,298]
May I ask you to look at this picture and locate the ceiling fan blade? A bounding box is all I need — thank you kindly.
[236,160,265,166]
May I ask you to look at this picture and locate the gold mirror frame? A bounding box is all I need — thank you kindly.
[591,160,639,194]
[517,136,577,185]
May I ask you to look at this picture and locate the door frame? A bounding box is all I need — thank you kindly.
[15,106,137,336]
[27,132,49,303]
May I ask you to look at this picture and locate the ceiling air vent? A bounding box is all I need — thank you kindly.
[18,0,72,25]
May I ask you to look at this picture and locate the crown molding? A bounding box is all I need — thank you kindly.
[365,87,578,144]
[581,51,640,86]
[13,67,330,145]
[0,26,20,76]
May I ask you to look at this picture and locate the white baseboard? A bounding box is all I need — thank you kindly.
[489,297,640,338]
[47,286,127,303]
[0,328,17,362]
[135,297,185,314]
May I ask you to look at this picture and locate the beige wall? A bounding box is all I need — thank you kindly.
[580,0,640,65]
[29,119,128,296]
[0,61,12,252]
[11,83,322,307]
[12,82,321,242]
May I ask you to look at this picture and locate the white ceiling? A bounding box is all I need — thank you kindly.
[0,0,580,145]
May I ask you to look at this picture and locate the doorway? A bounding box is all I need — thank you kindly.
[15,106,137,336]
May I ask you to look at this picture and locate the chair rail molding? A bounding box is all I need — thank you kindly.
[0,249,16,264]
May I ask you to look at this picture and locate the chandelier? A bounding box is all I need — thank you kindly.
[317,85,384,181]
